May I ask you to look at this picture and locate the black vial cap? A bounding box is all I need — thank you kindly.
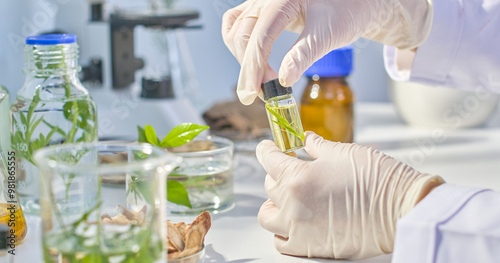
[261,78,293,101]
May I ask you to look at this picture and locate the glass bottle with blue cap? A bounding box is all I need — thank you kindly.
[300,46,354,143]
[10,34,98,214]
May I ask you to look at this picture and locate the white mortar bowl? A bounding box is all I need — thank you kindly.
[390,81,499,129]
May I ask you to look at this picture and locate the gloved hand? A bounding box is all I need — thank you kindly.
[222,0,433,105]
[256,132,444,259]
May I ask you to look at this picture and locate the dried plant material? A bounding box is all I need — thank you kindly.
[99,152,128,164]
[167,220,185,252]
[48,247,86,260]
[101,173,126,185]
[174,222,188,237]
[167,140,216,153]
[167,212,211,260]
[203,99,270,141]
[101,205,147,225]
[96,207,211,261]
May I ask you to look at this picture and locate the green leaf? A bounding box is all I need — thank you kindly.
[42,120,68,138]
[144,125,160,146]
[167,180,192,208]
[37,126,59,150]
[27,89,41,121]
[266,104,305,141]
[160,123,209,148]
[19,111,27,128]
[137,126,148,143]
[29,116,44,136]
[271,120,304,140]
[135,180,154,204]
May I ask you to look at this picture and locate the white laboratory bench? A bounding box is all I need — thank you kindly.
[15,103,500,262]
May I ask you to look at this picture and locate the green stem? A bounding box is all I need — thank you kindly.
[67,100,79,143]
[61,52,79,144]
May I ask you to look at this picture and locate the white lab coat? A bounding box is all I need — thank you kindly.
[384,0,500,95]
[383,0,500,262]
[392,184,500,263]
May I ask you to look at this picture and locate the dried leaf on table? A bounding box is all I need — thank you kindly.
[101,205,146,225]
[203,99,270,141]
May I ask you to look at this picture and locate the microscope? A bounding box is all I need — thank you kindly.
[58,0,205,140]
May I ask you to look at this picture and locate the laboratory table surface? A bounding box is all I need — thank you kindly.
[16,103,500,262]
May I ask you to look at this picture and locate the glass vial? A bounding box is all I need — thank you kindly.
[300,46,354,142]
[262,79,304,153]
[10,34,98,214]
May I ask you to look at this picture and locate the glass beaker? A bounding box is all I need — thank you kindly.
[0,154,28,246]
[168,136,234,214]
[11,34,98,214]
[0,85,28,245]
[34,142,181,263]
[0,86,10,157]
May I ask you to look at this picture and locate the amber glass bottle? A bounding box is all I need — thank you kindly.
[300,46,354,142]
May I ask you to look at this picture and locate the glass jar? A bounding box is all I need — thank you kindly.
[167,136,234,215]
[262,79,304,153]
[10,34,98,214]
[300,46,354,143]
[34,142,181,263]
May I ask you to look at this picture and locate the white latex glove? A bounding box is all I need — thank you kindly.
[222,0,433,105]
[256,132,444,259]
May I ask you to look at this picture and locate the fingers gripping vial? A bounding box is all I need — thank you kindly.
[262,79,305,153]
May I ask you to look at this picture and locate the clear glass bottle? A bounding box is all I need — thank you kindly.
[300,46,354,143]
[262,79,304,153]
[10,34,98,214]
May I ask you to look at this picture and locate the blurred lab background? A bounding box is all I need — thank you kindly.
[0,0,497,141]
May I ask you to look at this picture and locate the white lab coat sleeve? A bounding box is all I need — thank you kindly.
[384,0,500,94]
[391,184,500,263]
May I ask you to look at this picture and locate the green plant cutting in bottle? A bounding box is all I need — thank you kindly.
[136,123,209,208]
[11,34,97,213]
[265,104,305,141]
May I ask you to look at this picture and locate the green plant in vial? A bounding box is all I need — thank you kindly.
[262,79,305,153]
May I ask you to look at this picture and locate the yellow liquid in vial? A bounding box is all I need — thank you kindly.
[0,203,28,244]
[266,105,304,153]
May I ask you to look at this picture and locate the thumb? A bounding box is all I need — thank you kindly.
[256,140,307,182]
[304,131,341,159]
[237,63,277,105]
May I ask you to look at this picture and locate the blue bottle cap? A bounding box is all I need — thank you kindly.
[26,34,77,45]
[304,45,353,77]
